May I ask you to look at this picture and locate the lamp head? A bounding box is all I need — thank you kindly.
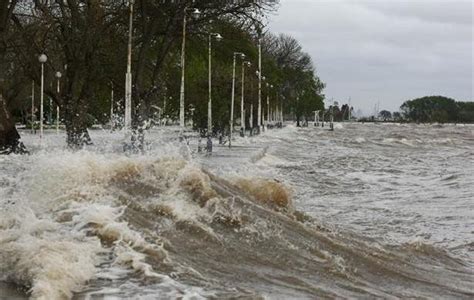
[214,33,223,41]
[55,71,62,79]
[192,8,201,19]
[38,54,47,63]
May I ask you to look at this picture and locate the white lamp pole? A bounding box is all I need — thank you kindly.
[274,98,278,125]
[261,75,266,129]
[208,32,222,136]
[179,7,201,128]
[124,0,134,130]
[265,83,269,128]
[250,103,253,133]
[230,52,245,148]
[240,61,251,136]
[274,89,278,124]
[267,84,273,127]
[55,71,62,134]
[281,95,284,124]
[31,81,35,134]
[38,54,47,140]
[257,38,262,133]
[110,82,114,129]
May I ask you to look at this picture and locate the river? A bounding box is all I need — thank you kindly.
[1,123,473,299]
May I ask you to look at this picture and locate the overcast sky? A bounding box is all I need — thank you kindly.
[268,0,473,113]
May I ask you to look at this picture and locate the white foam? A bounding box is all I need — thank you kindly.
[256,153,291,167]
[0,209,102,299]
[0,148,191,298]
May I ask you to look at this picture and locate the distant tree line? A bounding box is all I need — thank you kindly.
[357,96,473,123]
[401,96,474,123]
[0,0,325,152]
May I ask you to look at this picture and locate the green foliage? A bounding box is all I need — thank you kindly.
[261,33,325,125]
[400,96,473,123]
[457,102,474,123]
[379,110,392,120]
[393,112,402,121]
[2,1,325,138]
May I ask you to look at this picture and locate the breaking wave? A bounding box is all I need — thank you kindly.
[1,138,473,299]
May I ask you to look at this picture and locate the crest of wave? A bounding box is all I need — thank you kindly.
[0,142,298,299]
[0,145,192,299]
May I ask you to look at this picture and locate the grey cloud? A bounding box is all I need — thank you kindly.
[353,0,473,26]
[268,0,473,113]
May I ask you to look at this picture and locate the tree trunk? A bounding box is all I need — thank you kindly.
[63,93,92,149]
[0,1,24,154]
[0,93,26,154]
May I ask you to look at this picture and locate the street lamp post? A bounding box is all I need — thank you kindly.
[256,73,266,130]
[49,82,52,126]
[110,82,114,129]
[257,37,262,133]
[55,71,62,134]
[274,89,278,126]
[269,86,275,125]
[38,54,47,140]
[280,95,284,127]
[261,75,266,130]
[266,84,273,128]
[31,81,35,134]
[249,103,253,135]
[179,7,201,128]
[277,90,282,127]
[265,82,268,128]
[240,61,251,137]
[229,52,245,148]
[207,32,222,136]
[124,0,134,130]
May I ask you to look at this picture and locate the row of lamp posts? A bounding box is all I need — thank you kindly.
[176,4,279,149]
[33,2,283,147]
[35,54,62,140]
[121,1,279,145]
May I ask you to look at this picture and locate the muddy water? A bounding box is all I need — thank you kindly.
[0,123,473,299]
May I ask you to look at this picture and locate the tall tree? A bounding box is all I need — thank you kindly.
[401,96,459,123]
[379,110,392,121]
[0,0,25,153]
[261,34,325,125]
